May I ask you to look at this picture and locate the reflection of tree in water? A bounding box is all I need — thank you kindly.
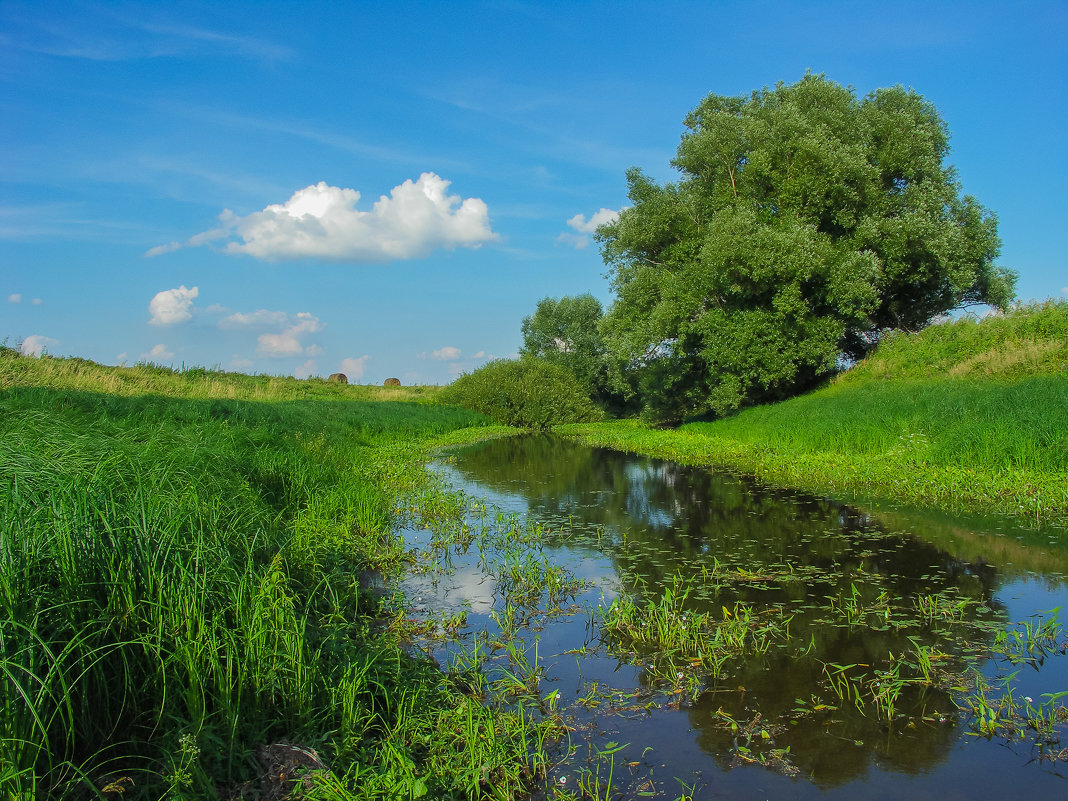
[446,435,1009,783]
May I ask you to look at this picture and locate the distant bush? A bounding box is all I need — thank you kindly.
[440,357,602,430]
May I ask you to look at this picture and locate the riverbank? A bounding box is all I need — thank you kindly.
[0,347,547,800]
[560,303,1068,530]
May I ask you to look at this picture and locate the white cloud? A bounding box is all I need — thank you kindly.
[256,312,323,357]
[555,231,589,249]
[294,359,317,379]
[1062,287,1068,295]
[218,309,290,329]
[116,352,127,363]
[20,334,58,356]
[142,343,174,362]
[31,298,42,305]
[166,173,497,263]
[340,355,370,379]
[558,207,620,249]
[145,242,181,257]
[8,293,21,303]
[230,355,254,370]
[148,285,199,325]
[431,346,461,361]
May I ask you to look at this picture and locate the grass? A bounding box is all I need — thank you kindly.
[0,347,562,800]
[0,349,442,403]
[560,301,1068,528]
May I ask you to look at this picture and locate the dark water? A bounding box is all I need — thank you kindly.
[399,435,1068,799]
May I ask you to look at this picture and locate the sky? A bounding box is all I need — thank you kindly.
[2,0,1066,385]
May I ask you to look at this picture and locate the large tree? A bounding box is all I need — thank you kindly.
[597,74,1016,421]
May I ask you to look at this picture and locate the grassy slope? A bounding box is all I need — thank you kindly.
[561,302,1068,528]
[0,350,545,800]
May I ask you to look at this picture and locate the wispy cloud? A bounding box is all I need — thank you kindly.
[418,345,462,361]
[159,174,497,263]
[340,355,370,379]
[256,313,323,357]
[293,359,317,379]
[1,7,291,62]
[142,343,174,362]
[218,309,290,329]
[7,294,21,303]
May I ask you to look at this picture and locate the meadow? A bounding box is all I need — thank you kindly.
[0,347,550,800]
[561,302,1068,528]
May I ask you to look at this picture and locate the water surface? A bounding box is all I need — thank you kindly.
[399,436,1068,799]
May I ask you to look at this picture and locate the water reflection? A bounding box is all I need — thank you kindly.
[416,435,1068,798]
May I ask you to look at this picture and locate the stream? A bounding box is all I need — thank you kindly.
[397,435,1068,799]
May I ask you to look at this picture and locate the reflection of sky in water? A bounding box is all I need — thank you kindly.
[402,440,1068,800]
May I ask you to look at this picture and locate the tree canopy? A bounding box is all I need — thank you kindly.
[597,74,1016,421]
[520,293,609,399]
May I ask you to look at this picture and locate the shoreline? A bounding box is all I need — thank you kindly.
[556,420,1068,532]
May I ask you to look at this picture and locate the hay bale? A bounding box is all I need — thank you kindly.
[383,377,401,386]
[327,373,348,384]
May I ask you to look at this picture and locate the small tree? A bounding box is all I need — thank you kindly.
[598,74,1017,421]
[520,294,610,399]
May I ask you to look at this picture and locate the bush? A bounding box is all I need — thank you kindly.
[440,357,602,430]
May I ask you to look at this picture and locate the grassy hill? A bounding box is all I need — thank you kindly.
[562,301,1068,528]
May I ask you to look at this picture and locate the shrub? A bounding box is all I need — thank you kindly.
[440,357,602,430]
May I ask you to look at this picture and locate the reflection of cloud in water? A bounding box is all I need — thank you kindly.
[402,564,497,618]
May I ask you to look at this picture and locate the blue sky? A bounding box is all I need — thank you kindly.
[3,1,1065,384]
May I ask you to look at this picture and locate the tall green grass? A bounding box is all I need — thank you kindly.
[0,352,553,799]
[561,302,1068,527]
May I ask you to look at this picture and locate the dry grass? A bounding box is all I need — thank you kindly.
[947,339,1065,378]
[0,348,442,403]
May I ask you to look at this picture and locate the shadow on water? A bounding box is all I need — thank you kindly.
[400,435,1068,799]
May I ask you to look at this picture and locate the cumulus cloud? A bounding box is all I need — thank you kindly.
[340,355,370,379]
[32,298,42,305]
[256,312,323,357]
[20,334,58,356]
[149,285,199,325]
[8,293,21,303]
[159,173,497,263]
[556,207,620,249]
[142,343,174,362]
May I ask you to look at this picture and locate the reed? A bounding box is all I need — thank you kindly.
[0,352,560,799]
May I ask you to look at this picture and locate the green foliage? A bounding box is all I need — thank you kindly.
[520,293,614,402]
[440,357,602,430]
[598,74,1017,421]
